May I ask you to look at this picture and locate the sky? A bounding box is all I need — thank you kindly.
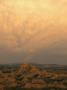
[0,0,67,64]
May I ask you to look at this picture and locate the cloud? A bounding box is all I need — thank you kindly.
[0,0,67,64]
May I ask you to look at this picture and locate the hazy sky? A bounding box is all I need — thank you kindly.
[0,0,67,64]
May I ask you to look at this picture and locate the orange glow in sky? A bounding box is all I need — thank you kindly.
[0,0,67,64]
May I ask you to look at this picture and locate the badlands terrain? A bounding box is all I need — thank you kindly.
[0,64,67,90]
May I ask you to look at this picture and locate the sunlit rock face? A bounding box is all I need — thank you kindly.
[0,0,67,64]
